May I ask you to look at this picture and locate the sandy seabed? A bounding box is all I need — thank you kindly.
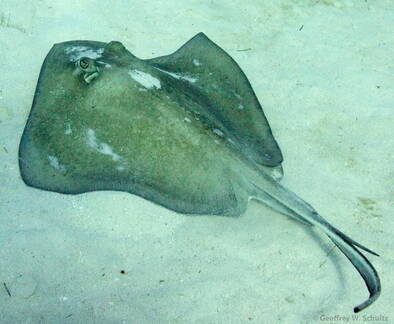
[0,0,393,323]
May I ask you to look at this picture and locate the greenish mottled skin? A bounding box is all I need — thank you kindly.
[20,38,270,215]
[19,34,380,312]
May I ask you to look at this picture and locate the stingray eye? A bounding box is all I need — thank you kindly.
[79,58,89,69]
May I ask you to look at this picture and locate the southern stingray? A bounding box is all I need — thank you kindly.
[19,32,380,312]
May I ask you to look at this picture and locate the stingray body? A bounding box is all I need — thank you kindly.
[19,33,380,312]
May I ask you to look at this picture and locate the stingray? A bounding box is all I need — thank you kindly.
[19,32,380,312]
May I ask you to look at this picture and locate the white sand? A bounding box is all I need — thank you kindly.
[1,0,393,323]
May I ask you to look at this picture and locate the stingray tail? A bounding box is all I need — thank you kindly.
[251,171,381,313]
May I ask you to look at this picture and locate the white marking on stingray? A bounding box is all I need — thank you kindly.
[64,46,104,61]
[237,103,244,110]
[97,61,112,68]
[138,88,148,92]
[233,92,242,100]
[213,128,224,137]
[184,117,191,123]
[48,155,67,173]
[86,128,121,161]
[192,59,201,66]
[227,138,236,146]
[65,123,72,135]
[153,67,197,83]
[271,166,283,181]
[128,70,161,89]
